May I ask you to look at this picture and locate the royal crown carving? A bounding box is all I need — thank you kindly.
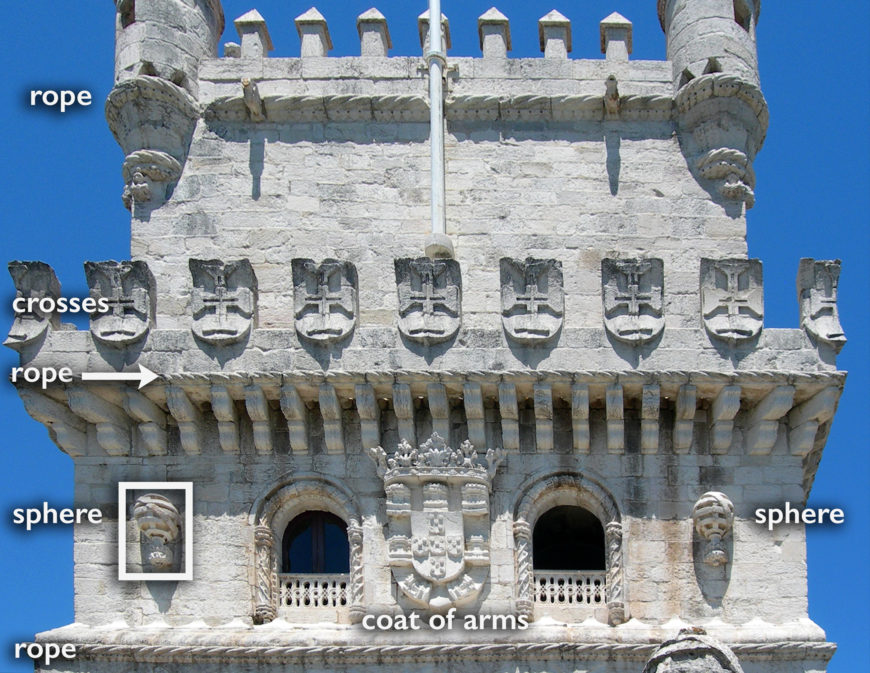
[4,261,61,351]
[500,257,564,345]
[700,258,763,344]
[190,259,257,346]
[395,258,461,345]
[368,433,504,610]
[85,261,155,348]
[602,258,664,344]
[798,258,846,351]
[291,258,358,344]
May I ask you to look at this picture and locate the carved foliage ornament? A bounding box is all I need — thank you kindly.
[4,261,61,350]
[292,258,357,344]
[368,433,504,610]
[85,260,154,348]
[798,258,846,351]
[643,628,745,673]
[700,258,763,344]
[692,491,734,567]
[500,257,563,344]
[395,258,461,345]
[190,259,257,345]
[602,258,664,344]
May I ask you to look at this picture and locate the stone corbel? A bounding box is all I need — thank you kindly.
[675,73,769,209]
[121,151,183,210]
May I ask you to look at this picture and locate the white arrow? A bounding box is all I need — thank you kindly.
[81,365,159,390]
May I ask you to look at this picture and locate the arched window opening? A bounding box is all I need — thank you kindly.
[733,0,752,32]
[532,506,606,608]
[282,510,349,574]
[533,506,605,571]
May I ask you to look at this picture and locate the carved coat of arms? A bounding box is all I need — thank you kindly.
[368,433,504,610]
[700,258,763,344]
[395,258,461,345]
[190,259,257,345]
[500,258,563,344]
[602,258,664,344]
[85,261,154,348]
[291,258,357,344]
[4,261,61,350]
[798,258,846,351]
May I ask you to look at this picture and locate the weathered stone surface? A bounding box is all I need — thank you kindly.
[500,257,563,345]
[189,258,257,345]
[292,258,357,344]
[701,258,763,344]
[395,257,461,345]
[4,261,61,350]
[85,260,155,348]
[602,258,664,345]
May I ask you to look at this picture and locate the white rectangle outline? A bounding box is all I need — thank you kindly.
[118,482,194,581]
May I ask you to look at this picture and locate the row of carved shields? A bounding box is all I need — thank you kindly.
[4,257,845,352]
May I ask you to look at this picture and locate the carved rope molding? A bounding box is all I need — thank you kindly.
[61,640,836,665]
[204,93,674,124]
[157,369,845,388]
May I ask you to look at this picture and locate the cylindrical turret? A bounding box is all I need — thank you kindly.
[113,0,224,98]
[659,0,760,89]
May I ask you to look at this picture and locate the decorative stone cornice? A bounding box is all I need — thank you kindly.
[205,93,674,124]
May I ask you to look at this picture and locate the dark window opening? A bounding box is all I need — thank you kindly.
[533,506,605,571]
[734,1,752,32]
[119,0,135,28]
[282,511,349,574]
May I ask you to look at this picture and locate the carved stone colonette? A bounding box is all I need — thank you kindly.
[5,256,846,352]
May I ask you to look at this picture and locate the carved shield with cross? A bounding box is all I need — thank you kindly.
[292,258,357,344]
[85,260,154,348]
[395,258,461,345]
[602,258,664,345]
[700,258,763,344]
[500,258,564,344]
[4,261,62,351]
[798,258,846,350]
[190,259,257,345]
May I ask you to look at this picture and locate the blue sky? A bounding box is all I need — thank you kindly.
[0,1,867,671]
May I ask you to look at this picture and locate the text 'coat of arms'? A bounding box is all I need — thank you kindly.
[4,261,61,351]
[85,260,155,348]
[368,433,504,610]
[395,258,461,345]
[798,258,846,351]
[700,258,763,344]
[602,258,664,345]
[190,259,257,345]
[292,258,357,344]
[500,257,564,344]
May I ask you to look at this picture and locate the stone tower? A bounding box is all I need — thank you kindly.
[11,2,845,673]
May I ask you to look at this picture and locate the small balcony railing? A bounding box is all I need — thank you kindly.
[533,571,606,605]
[278,573,349,609]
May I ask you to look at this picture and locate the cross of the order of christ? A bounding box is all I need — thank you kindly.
[615,261,654,315]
